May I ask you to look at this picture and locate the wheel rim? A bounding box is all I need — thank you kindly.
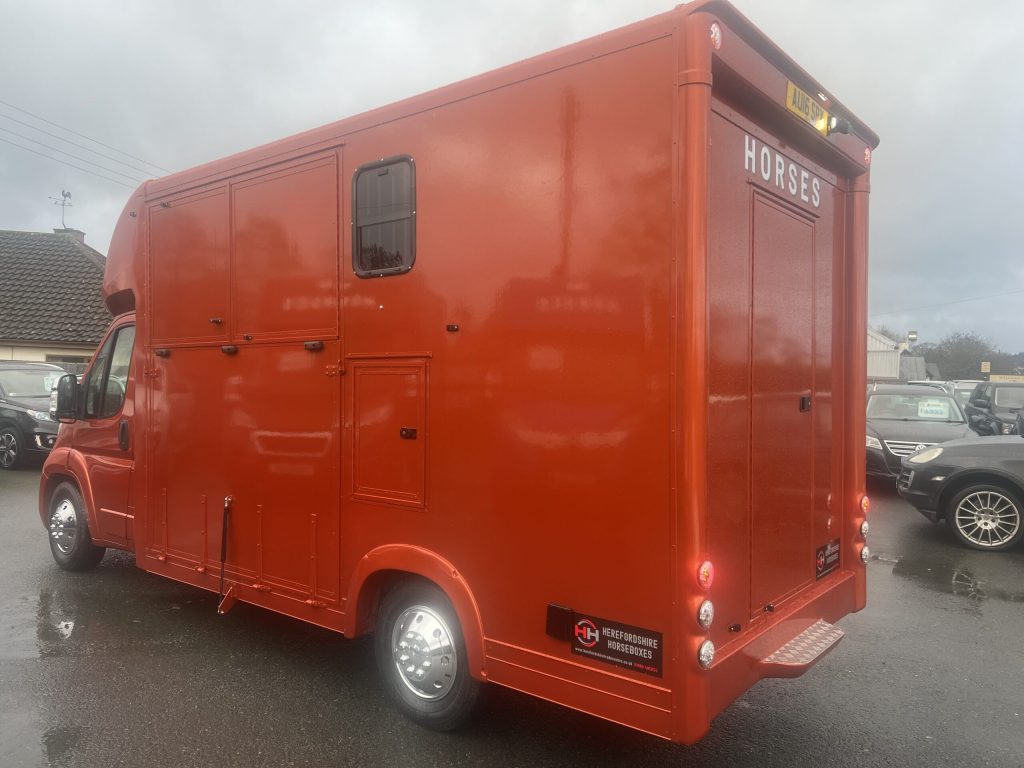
[390,604,458,701]
[0,432,17,468]
[49,499,78,554]
[955,490,1021,547]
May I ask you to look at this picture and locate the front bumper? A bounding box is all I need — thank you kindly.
[896,464,943,522]
[28,430,58,453]
[866,446,900,478]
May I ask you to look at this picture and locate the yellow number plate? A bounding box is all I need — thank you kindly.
[786,81,829,136]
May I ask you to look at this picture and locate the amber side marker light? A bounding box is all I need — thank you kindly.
[860,495,870,515]
[697,561,715,590]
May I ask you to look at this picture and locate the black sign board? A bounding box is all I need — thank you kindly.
[815,538,841,580]
[571,613,663,677]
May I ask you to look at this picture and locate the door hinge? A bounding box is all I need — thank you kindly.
[143,367,162,378]
[325,363,344,377]
[304,599,326,609]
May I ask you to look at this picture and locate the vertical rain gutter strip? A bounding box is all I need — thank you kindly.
[673,8,714,744]
[846,173,871,610]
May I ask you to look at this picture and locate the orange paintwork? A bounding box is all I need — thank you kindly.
[40,1,877,744]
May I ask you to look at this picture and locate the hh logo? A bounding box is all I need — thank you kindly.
[816,551,826,572]
[574,619,599,648]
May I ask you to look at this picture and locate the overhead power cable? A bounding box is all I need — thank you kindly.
[869,287,1024,318]
[0,136,134,188]
[0,125,144,183]
[0,111,157,178]
[0,97,171,173]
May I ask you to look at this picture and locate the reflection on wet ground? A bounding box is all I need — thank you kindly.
[3,468,1024,767]
[892,559,1024,608]
[871,482,1024,610]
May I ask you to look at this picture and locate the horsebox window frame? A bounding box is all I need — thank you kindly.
[352,155,416,278]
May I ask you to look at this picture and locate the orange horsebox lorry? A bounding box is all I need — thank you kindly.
[39,1,877,744]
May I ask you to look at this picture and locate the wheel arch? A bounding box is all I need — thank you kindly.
[344,545,487,679]
[937,471,1024,521]
[38,450,97,532]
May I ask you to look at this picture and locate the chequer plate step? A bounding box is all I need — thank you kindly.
[763,619,843,665]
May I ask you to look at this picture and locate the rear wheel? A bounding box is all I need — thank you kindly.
[375,581,480,731]
[0,426,24,470]
[48,481,106,570]
[946,484,1023,551]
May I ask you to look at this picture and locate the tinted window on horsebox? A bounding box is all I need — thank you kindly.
[353,157,415,277]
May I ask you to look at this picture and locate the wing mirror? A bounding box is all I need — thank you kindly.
[974,398,990,410]
[54,374,80,421]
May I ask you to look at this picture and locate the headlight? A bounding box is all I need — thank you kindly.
[27,409,53,422]
[866,435,882,450]
[1001,422,1014,435]
[908,446,943,464]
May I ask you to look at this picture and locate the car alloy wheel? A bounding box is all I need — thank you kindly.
[0,429,21,469]
[950,486,1023,551]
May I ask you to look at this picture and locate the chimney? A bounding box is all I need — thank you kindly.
[54,228,85,244]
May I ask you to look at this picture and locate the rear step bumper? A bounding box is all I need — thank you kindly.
[707,572,858,721]
[760,620,844,678]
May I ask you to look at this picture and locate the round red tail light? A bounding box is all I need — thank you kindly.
[697,560,714,590]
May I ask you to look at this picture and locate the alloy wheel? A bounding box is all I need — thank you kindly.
[954,490,1021,548]
[0,431,18,468]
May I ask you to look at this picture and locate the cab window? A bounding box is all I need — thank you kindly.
[83,325,136,418]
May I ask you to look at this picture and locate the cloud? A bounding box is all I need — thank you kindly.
[1,1,1021,350]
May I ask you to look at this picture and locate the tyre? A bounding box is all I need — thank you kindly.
[946,483,1024,551]
[375,581,480,731]
[0,425,24,470]
[47,481,106,571]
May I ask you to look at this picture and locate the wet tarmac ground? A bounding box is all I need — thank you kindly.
[2,467,1022,767]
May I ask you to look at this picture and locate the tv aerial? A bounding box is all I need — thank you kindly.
[49,190,72,228]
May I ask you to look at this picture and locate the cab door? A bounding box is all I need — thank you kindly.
[75,319,136,545]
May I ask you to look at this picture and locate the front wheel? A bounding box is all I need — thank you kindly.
[946,484,1024,551]
[375,581,480,731]
[0,426,24,470]
[48,481,106,570]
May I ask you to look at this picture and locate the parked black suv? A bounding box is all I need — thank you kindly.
[964,381,1024,435]
[0,361,65,469]
[866,384,974,478]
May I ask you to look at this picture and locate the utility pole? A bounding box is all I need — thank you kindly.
[49,190,72,228]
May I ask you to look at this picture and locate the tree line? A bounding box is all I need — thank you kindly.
[873,327,1024,380]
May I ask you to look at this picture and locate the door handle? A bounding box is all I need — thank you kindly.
[399,427,418,440]
[799,396,812,412]
[118,419,130,451]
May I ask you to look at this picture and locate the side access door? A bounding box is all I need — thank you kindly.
[75,318,137,545]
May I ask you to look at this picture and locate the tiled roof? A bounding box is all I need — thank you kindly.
[0,230,110,345]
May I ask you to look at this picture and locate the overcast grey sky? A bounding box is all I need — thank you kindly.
[1,1,1021,350]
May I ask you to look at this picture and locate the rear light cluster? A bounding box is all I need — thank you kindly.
[696,561,715,669]
[858,494,870,564]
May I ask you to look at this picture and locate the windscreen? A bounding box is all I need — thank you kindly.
[993,387,1024,409]
[867,393,964,423]
[0,369,63,398]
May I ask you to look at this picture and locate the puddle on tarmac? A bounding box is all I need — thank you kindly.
[0,593,40,659]
[42,724,83,766]
[891,556,1024,609]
